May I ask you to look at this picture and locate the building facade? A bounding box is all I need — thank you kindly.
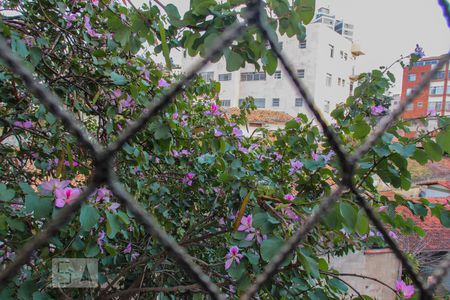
[181,19,358,122]
[400,55,450,132]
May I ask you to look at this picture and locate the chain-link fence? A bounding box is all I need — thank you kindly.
[0,0,449,299]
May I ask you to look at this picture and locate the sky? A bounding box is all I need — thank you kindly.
[134,0,450,93]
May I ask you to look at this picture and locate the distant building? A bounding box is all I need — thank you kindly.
[181,9,361,122]
[400,54,450,133]
[313,7,355,41]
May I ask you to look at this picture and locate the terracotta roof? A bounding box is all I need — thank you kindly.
[226,108,293,125]
[416,180,450,190]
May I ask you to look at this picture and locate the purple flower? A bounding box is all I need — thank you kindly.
[323,150,335,163]
[13,120,33,129]
[214,128,223,137]
[232,127,243,138]
[119,95,135,113]
[180,115,188,126]
[371,105,386,116]
[237,215,256,240]
[40,179,70,195]
[131,252,140,261]
[210,104,221,116]
[182,172,195,186]
[271,152,283,161]
[96,188,111,202]
[97,231,106,254]
[123,242,132,254]
[395,280,414,299]
[311,151,319,161]
[237,143,248,153]
[388,231,398,240]
[63,13,77,28]
[111,89,122,99]
[224,246,243,270]
[378,205,388,212]
[281,204,300,221]
[289,159,303,175]
[84,16,102,38]
[158,78,170,87]
[108,202,121,213]
[172,112,179,120]
[54,188,81,208]
[413,44,425,58]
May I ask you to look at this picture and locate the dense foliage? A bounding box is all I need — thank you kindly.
[0,0,449,299]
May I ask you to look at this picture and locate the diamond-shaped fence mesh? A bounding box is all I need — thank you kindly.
[0,0,449,299]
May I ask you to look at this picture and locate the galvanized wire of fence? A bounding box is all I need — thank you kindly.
[0,0,449,299]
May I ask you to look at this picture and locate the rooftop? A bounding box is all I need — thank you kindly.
[226,108,293,125]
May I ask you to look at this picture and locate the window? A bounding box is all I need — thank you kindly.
[295,97,304,107]
[254,98,266,108]
[406,88,412,96]
[326,73,332,87]
[297,69,305,79]
[433,71,445,80]
[200,71,214,82]
[417,102,423,108]
[406,103,414,111]
[329,44,334,58]
[338,78,341,86]
[299,40,307,49]
[272,98,280,107]
[429,100,442,111]
[340,50,344,59]
[344,53,348,60]
[324,101,330,113]
[446,102,450,112]
[430,86,444,95]
[407,74,416,82]
[342,79,345,86]
[274,71,281,79]
[447,84,450,94]
[240,72,266,81]
[220,100,231,107]
[218,73,232,81]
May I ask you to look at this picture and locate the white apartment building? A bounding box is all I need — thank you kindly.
[181,21,357,122]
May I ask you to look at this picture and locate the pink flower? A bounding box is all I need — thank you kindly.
[378,205,388,212]
[123,242,132,254]
[54,187,81,208]
[210,104,221,116]
[111,89,122,99]
[311,151,319,161]
[232,127,243,138]
[371,105,385,116]
[119,95,135,113]
[172,112,179,120]
[224,246,243,270]
[40,179,70,195]
[182,172,195,186]
[281,204,300,221]
[92,0,99,7]
[284,194,294,201]
[158,78,170,87]
[84,16,102,38]
[63,13,77,28]
[237,215,256,240]
[395,280,414,299]
[388,231,398,240]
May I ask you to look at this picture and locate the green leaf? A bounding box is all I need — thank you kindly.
[439,209,450,228]
[25,194,53,219]
[329,278,348,293]
[154,125,171,140]
[111,72,128,85]
[352,121,370,140]
[436,130,450,153]
[158,20,172,69]
[0,184,15,202]
[412,149,428,165]
[355,209,369,235]
[80,205,100,232]
[297,0,316,24]
[260,237,284,262]
[18,280,36,300]
[299,249,320,278]
[106,211,120,238]
[262,50,277,75]
[33,292,53,300]
[340,202,357,230]
[224,48,244,72]
[423,140,443,161]
[389,143,416,158]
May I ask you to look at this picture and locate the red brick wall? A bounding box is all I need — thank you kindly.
[401,64,431,119]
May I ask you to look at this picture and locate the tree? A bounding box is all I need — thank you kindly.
[0,0,449,299]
